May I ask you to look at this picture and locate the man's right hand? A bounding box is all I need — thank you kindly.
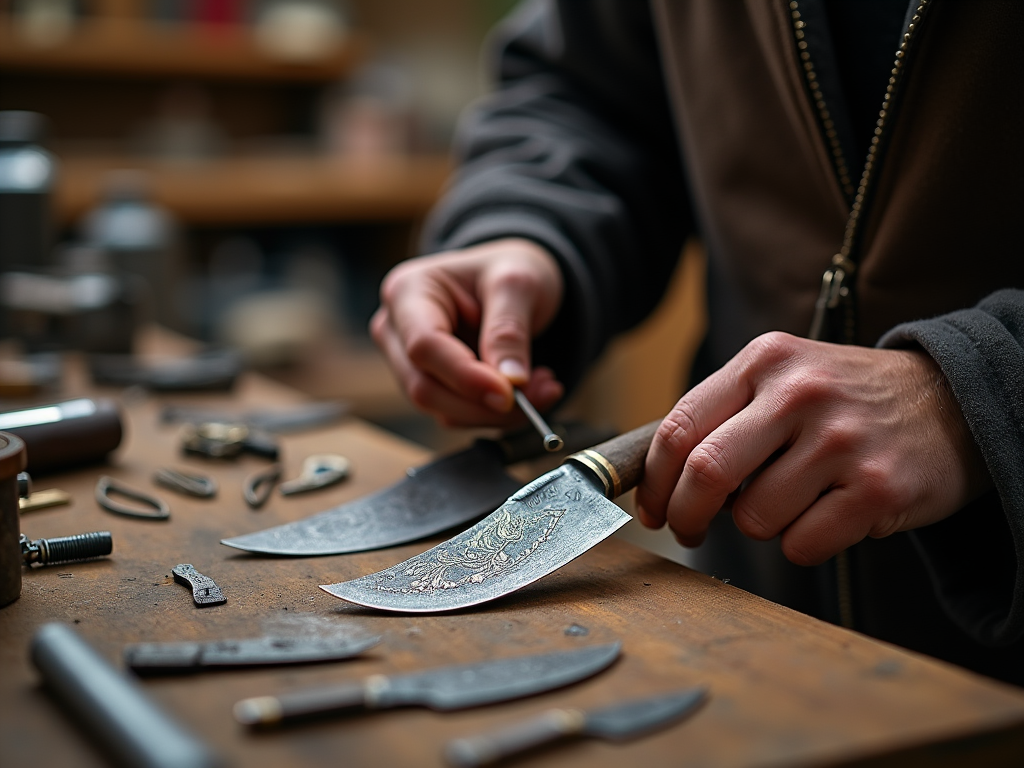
[370,238,565,428]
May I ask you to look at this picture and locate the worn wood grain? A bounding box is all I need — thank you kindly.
[2,367,1023,768]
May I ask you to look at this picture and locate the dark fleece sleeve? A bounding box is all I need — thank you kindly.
[421,0,693,393]
[878,288,1024,646]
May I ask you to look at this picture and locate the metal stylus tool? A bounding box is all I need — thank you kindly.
[513,388,563,452]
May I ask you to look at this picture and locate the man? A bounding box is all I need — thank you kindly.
[371,1,1024,683]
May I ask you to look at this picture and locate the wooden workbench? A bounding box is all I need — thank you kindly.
[2,368,1024,768]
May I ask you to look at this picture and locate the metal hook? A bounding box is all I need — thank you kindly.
[243,463,282,509]
[96,476,170,520]
[153,468,218,498]
[279,454,351,496]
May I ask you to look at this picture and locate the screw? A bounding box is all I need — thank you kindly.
[20,532,113,566]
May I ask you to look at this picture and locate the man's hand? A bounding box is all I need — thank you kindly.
[634,332,992,566]
[370,238,565,427]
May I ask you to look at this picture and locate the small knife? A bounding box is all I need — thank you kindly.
[123,634,380,674]
[221,421,613,557]
[444,686,708,767]
[321,421,660,613]
[233,642,621,728]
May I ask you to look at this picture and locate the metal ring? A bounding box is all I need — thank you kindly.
[243,464,282,509]
[96,476,170,520]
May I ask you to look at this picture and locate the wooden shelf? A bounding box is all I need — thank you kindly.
[54,152,453,225]
[0,18,365,82]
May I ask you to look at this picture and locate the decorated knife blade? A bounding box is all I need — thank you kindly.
[444,686,708,767]
[221,422,612,557]
[124,634,380,674]
[234,642,621,728]
[320,421,660,613]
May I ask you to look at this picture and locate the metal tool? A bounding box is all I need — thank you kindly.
[0,397,123,474]
[21,531,112,566]
[243,463,282,509]
[180,422,279,461]
[161,401,348,433]
[319,421,658,613]
[19,488,72,512]
[31,623,222,768]
[279,454,350,496]
[153,468,217,498]
[234,642,620,729]
[172,564,226,607]
[124,633,380,674]
[445,686,708,767]
[220,421,614,557]
[96,476,170,520]
[514,389,563,452]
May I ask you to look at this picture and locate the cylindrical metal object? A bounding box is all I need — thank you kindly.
[0,397,123,474]
[31,622,222,768]
[0,431,28,608]
[21,531,113,566]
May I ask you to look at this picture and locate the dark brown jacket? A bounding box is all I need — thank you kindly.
[423,0,1024,683]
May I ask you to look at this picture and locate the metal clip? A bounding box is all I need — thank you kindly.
[243,463,282,509]
[172,563,226,607]
[153,468,217,499]
[96,476,170,520]
[279,455,350,496]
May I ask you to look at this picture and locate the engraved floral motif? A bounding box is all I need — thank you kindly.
[372,507,566,594]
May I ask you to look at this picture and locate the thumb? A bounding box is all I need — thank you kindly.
[478,277,535,387]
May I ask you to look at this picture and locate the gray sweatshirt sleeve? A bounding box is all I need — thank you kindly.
[879,288,1024,645]
[422,0,693,392]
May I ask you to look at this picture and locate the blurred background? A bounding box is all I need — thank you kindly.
[0,0,706,480]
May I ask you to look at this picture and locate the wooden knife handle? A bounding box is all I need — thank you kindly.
[444,708,586,768]
[233,680,369,727]
[565,419,661,499]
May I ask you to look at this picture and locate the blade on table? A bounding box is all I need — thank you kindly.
[221,441,524,556]
[320,464,631,613]
[377,642,622,711]
[583,686,708,739]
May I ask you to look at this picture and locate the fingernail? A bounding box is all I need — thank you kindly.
[483,391,511,413]
[498,358,528,385]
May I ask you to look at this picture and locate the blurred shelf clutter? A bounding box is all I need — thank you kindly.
[0,0,495,433]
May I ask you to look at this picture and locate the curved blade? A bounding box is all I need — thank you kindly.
[221,442,523,556]
[584,687,708,740]
[382,642,621,711]
[320,465,631,612]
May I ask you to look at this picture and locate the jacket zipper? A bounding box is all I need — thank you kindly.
[788,0,933,629]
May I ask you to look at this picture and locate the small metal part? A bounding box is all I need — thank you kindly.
[17,471,31,498]
[181,422,279,461]
[96,476,170,520]
[19,488,73,512]
[243,464,282,509]
[153,468,217,499]
[172,564,226,607]
[20,531,113,566]
[279,454,350,496]
[513,389,563,452]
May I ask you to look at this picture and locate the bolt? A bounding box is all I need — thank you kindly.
[20,532,113,566]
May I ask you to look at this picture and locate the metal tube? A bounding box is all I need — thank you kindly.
[30,622,221,768]
[513,389,564,452]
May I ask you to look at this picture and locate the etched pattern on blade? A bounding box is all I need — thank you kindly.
[321,466,631,612]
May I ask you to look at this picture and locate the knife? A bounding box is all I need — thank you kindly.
[444,686,708,767]
[123,634,380,674]
[221,421,613,557]
[233,642,621,728]
[320,421,659,613]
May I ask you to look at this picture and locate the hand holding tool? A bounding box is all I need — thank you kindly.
[234,642,620,729]
[320,421,659,613]
[514,389,563,452]
[444,686,708,767]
